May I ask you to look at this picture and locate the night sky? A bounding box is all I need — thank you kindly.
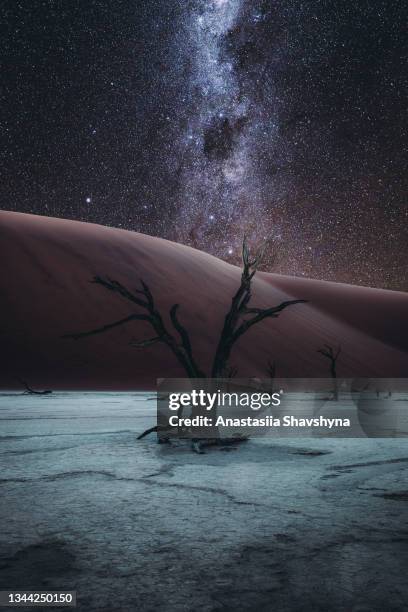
[1,1,407,289]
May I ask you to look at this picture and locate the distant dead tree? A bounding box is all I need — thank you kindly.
[18,378,52,395]
[64,237,307,442]
[317,344,341,400]
[266,360,276,394]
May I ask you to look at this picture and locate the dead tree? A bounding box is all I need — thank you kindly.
[64,279,206,379]
[19,379,52,395]
[266,360,276,394]
[266,360,276,378]
[317,344,341,400]
[210,240,305,377]
[64,237,307,442]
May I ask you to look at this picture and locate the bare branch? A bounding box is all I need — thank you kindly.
[233,300,308,341]
[137,425,158,440]
[140,279,154,310]
[317,344,341,363]
[18,378,52,395]
[130,336,161,348]
[170,304,192,356]
[92,276,149,309]
[65,277,204,378]
[170,304,205,377]
[62,313,150,340]
[317,344,341,392]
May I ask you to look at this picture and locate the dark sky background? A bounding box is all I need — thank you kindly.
[1,0,407,289]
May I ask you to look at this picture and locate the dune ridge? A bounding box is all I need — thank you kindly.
[0,211,407,389]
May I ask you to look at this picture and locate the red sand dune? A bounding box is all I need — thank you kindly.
[0,211,407,389]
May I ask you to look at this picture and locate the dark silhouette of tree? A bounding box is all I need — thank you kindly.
[64,278,205,379]
[266,360,276,394]
[19,378,52,395]
[64,237,307,444]
[317,344,341,400]
[65,238,305,378]
[210,240,304,377]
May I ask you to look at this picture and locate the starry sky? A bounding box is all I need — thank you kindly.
[1,1,407,289]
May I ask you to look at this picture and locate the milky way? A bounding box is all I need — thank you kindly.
[174,0,276,258]
[1,1,408,288]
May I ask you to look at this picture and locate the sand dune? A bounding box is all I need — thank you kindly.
[0,211,407,389]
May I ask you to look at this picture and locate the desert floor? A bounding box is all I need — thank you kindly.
[0,393,407,611]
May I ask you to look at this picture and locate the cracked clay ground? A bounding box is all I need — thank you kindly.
[0,393,407,612]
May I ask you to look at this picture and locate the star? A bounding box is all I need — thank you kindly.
[2,1,406,289]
